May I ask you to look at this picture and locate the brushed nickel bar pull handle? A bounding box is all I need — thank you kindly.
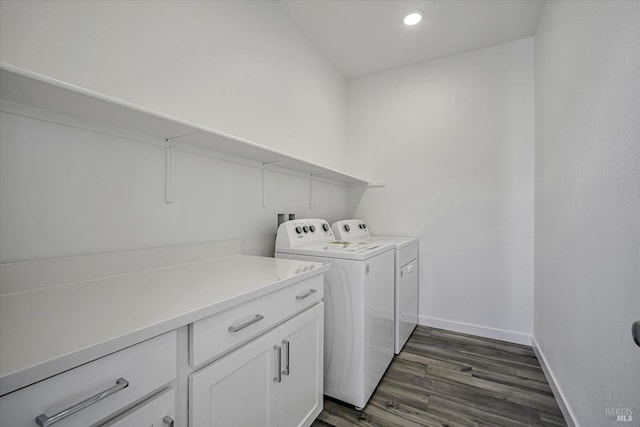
[296,289,317,300]
[163,415,175,427]
[228,314,264,333]
[35,378,129,427]
[273,345,282,383]
[282,340,290,376]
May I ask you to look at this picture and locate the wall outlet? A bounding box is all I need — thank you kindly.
[277,213,296,233]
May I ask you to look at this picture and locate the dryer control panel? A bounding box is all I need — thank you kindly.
[331,219,371,240]
[276,218,335,249]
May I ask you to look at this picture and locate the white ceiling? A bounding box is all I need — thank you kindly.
[278,0,545,77]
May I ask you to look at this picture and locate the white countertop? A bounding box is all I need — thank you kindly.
[0,254,328,395]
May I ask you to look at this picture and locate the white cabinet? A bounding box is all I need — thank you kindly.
[0,249,327,427]
[190,329,279,427]
[190,275,323,368]
[189,303,323,427]
[0,332,177,427]
[277,304,324,427]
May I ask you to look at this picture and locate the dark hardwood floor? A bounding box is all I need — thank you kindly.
[312,326,567,427]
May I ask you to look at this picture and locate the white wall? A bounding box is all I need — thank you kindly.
[347,38,535,344]
[0,0,351,267]
[0,105,348,264]
[534,1,640,425]
[0,0,347,171]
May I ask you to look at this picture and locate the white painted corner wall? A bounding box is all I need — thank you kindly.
[0,0,537,344]
[2,3,639,426]
[347,38,535,345]
[534,1,640,426]
[0,0,347,171]
[0,104,349,263]
[0,0,350,264]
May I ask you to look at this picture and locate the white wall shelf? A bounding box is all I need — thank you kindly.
[0,64,372,187]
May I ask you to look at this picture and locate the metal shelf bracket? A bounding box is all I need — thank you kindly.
[309,175,313,210]
[261,161,286,207]
[165,138,176,203]
[262,163,269,207]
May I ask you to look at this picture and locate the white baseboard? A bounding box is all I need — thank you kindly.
[531,336,578,427]
[416,316,577,425]
[418,315,532,346]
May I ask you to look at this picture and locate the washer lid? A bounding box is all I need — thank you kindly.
[330,235,418,250]
[276,240,393,261]
[330,219,418,248]
[368,236,418,249]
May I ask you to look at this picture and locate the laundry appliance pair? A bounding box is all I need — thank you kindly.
[275,218,418,409]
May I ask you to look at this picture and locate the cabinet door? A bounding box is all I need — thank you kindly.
[278,303,324,427]
[189,329,278,427]
[397,260,419,353]
[101,388,175,427]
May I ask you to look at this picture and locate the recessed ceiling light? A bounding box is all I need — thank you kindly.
[403,11,423,26]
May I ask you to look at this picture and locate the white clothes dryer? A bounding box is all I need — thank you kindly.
[275,218,395,409]
[332,219,419,354]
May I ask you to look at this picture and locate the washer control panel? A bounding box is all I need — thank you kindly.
[331,219,371,240]
[276,218,335,249]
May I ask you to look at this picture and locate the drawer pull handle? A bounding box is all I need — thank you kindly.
[228,314,264,333]
[296,289,317,300]
[35,377,129,427]
[274,345,282,383]
[163,415,175,427]
[282,340,290,376]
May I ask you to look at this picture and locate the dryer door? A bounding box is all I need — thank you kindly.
[397,259,418,353]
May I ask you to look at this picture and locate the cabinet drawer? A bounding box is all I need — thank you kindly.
[102,388,175,427]
[0,331,177,427]
[190,275,323,367]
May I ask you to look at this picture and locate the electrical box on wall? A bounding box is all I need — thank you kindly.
[277,213,296,232]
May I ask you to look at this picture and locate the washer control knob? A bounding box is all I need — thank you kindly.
[303,226,309,233]
[295,226,302,234]
[322,223,330,232]
[309,225,316,232]
[344,224,351,232]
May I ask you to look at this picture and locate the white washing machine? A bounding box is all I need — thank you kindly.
[332,219,419,354]
[275,218,395,409]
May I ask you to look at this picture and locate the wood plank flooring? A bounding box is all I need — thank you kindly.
[312,326,567,427]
